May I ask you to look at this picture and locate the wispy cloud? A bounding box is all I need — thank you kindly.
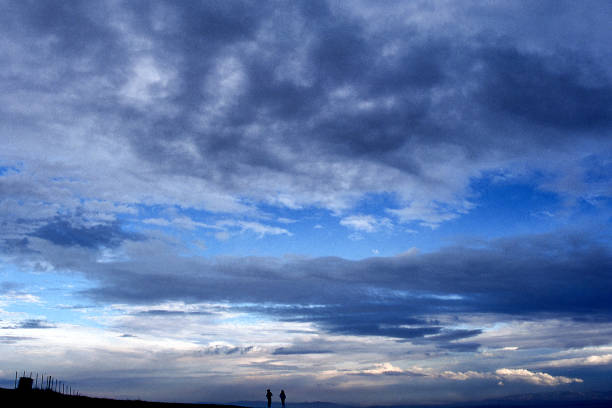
[340,215,393,233]
[542,354,612,368]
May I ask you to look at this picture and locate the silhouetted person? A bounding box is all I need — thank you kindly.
[266,389,273,408]
[280,389,286,408]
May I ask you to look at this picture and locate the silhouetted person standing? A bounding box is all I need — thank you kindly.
[280,389,286,408]
[266,389,273,408]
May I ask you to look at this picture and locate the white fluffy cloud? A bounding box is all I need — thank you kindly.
[495,368,583,386]
[346,363,581,387]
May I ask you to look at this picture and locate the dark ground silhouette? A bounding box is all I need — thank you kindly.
[0,387,249,408]
[4,387,612,408]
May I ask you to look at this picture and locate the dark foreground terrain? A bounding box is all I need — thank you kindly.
[3,388,612,408]
[0,387,249,408]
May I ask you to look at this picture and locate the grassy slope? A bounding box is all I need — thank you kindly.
[0,388,251,408]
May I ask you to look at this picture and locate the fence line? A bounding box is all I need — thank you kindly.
[13,369,81,396]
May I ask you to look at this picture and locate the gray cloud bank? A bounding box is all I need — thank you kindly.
[5,226,611,349]
[1,0,611,229]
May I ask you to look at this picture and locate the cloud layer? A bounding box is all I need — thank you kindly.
[1,0,611,405]
[1,0,611,228]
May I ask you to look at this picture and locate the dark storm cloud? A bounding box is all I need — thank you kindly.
[9,0,119,56]
[112,3,612,174]
[117,3,446,175]
[1,0,611,221]
[74,231,611,343]
[31,218,142,248]
[478,46,612,131]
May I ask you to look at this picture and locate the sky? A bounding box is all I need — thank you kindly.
[1,0,611,405]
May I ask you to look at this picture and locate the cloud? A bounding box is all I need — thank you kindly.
[478,46,612,131]
[214,231,231,241]
[495,368,583,386]
[216,220,292,238]
[3,230,594,344]
[143,217,221,231]
[0,291,42,304]
[436,342,481,353]
[0,0,609,235]
[347,364,581,387]
[272,347,333,355]
[439,370,494,381]
[0,335,34,344]
[354,362,424,376]
[543,354,612,368]
[142,218,171,227]
[388,199,476,229]
[0,238,34,254]
[425,329,483,342]
[277,217,297,224]
[12,319,56,329]
[136,309,212,316]
[212,219,293,241]
[240,361,300,372]
[196,345,255,356]
[474,318,612,351]
[0,2,609,403]
[340,215,392,232]
[31,219,142,249]
[0,282,21,294]
[395,247,419,257]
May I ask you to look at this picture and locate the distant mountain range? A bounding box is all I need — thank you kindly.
[231,391,612,408]
[230,401,356,408]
